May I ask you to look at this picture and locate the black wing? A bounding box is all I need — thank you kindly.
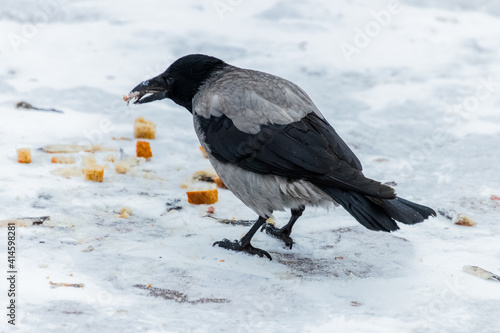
[197,112,395,199]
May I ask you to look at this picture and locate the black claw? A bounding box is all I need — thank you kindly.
[261,224,294,249]
[213,239,272,260]
[212,238,231,247]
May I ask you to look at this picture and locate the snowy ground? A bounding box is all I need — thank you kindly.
[1,1,500,332]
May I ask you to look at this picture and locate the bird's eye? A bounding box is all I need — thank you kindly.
[166,77,175,86]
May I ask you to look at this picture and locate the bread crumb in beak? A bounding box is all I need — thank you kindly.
[123,92,140,105]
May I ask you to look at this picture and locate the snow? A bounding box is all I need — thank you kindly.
[1,0,500,332]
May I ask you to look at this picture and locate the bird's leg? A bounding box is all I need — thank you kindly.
[261,205,305,249]
[213,216,272,260]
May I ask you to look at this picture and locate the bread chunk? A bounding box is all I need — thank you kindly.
[134,117,156,139]
[186,189,218,205]
[136,141,153,159]
[84,166,104,182]
[51,156,75,164]
[17,148,32,164]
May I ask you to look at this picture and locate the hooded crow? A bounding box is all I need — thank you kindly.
[129,54,436,260]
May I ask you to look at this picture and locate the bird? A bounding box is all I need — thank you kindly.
[128,54,436,260]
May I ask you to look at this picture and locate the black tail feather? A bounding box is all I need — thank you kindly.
[320,187,436,232]
[377,196,436,224]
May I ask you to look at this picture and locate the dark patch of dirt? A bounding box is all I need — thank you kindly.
[134,284,230,304]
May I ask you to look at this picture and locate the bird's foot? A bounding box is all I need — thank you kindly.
[213,239,272,260]
[261,224,294,249]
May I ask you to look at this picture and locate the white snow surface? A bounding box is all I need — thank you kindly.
[1,1,500,332]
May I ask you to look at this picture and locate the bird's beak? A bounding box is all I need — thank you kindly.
[128,74,168,104]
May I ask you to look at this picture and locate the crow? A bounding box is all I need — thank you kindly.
[128,54,436,260]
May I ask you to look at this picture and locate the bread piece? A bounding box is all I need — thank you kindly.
[104,154,115,163]
[114,161,129,174]
[114,157,140,174]
[134,117,156,139]
[82,154,97,168]
[123,92,140,105]
[192,169,218,182]
[191,169,227,188]
[454,214,476,227]
[119,207,132,218]
[136,141,152,159]
[213,176,227,189]
[84,166,104,182]
[199,146,208,158]
[51,156,75,164]
[186,189,218,205]
[17,148,32,163]
[52,166,83,177]
[42,144,116,153]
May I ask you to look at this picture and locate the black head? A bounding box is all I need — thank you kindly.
[129,54,227,112]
